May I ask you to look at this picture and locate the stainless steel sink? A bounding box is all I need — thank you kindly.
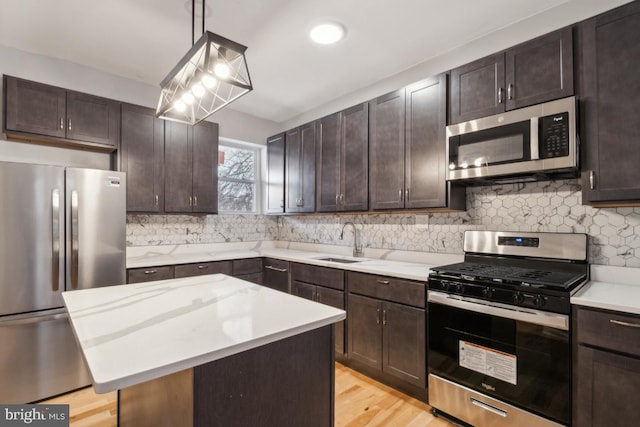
[316,257,363,264]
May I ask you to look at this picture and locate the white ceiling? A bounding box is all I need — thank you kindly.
[0,0,623,124]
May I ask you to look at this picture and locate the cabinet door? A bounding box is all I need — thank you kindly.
[265,133,286,214]
[316,112,341,212]
[449,52,505,124]
[233,258,263,276]
[505,27,574,110]
[341,102,369,211]
[285,128,301,213]
[574,345,640,427]
[3,75,66,138]
[299,121,317,213]
[192,121,218,213]
[348,294,382,370]
[579,1,640,204]
[120,104,164,213]
[292,281,316,301]
[263,258,289,293]
[164,121,193,212]
[66,91,120,147]
[405,75,447,209]
[369,89,406,210]
[174,261,232,278]
[317,287,345,355]
[382,301,426,388]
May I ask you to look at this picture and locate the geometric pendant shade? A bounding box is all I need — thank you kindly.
[156,31,252,125]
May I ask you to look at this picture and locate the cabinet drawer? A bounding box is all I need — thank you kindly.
[233,258,263,275]
[127,266,174,284]
[264,258,289,272]
[576,307,640,356]
[291,263,344,290]
[174,261,232,278]
[347,272,425,308]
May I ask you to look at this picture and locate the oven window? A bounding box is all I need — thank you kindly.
[428,302,570,424]
[449,120,531,170]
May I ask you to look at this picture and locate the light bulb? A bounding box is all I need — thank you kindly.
[173,100,186,112]
[310,23,345,45]
[181,92,195,105]
[191,83,205,98]
[214,63,230,79]
[202,75,217,89]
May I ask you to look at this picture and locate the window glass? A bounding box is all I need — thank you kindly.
[218,144,258,213]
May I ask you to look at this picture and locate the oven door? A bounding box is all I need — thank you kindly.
[427,291,570,425]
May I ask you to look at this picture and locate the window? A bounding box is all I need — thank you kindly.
[218,141,259,213]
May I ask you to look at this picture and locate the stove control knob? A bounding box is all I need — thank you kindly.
[512,292,524,305]
[447,282,458,292]
[456,284,465,294]
[534,295,546,308]
[482,288,493,299]
[439,280,450,291]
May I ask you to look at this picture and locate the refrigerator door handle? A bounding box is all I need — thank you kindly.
[0,309,68,326]
[71,190,79,290]
[52,189,61,292]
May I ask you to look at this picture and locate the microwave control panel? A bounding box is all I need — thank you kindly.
[539,112,569,158]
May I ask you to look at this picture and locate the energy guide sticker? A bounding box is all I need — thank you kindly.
[459,340,517,385]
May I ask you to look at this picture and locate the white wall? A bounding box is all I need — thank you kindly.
[280,0,632,131]
[0,44,280,168]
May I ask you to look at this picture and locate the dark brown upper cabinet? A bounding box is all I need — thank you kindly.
[120,104,165,213]
[164,120,219,214]
[316,102,369,212]
[285,121,316,213]
[449,27,574,124]
[370,78,465,211]
[265,133,286,214]
[578,1,640,205]
[3,75,120,150]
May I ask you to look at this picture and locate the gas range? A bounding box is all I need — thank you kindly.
[428,231,588,315]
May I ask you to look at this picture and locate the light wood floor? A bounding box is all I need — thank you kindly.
[40,363,455,427]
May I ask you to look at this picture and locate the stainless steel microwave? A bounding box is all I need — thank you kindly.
[446,96,578,183]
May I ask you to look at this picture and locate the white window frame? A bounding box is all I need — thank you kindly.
[217,138,262,214]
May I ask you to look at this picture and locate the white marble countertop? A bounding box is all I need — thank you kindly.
[126,241,464,282]
[63,274,346,393]
[571,265,640,315]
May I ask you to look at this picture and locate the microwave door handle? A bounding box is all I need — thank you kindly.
[530,117,539,160]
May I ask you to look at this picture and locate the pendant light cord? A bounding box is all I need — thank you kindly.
[191,0,206,46]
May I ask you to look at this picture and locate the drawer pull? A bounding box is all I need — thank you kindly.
[377,279,390,285]
[144,270,158,274]
[610,319,640,328]
[197,265,208,270]
[265,265,288,273]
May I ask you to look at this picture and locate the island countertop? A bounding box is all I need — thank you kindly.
[62,274,346,393]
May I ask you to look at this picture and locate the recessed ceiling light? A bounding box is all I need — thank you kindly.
[309,23,345,45]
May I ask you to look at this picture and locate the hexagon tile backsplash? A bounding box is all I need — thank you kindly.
[127,179,640,267]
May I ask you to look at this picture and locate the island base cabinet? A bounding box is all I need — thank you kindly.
[118,325,335,427]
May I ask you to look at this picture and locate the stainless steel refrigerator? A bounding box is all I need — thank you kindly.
[0,161,126,403]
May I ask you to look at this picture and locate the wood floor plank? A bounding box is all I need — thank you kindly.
[39,363,455,427]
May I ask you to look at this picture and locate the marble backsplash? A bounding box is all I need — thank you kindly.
[127,179,640,267]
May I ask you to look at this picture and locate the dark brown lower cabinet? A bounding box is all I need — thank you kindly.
[127,266,174,284]
[262,258,289,293]
[574,306,640,426]
[127,258,261,284]
[174,261,232,278]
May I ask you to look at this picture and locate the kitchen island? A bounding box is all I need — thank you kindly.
[62,274,345,427]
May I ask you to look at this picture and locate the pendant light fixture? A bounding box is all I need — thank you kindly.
[156,0,253,125]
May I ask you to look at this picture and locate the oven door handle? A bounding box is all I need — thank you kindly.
[427,291,569,330]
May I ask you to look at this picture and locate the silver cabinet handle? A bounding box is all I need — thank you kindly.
[144,270,158,274]
[507,83,514,100]
[470,398,507,418]
[405,189,409,201]
[398,189,403,201]
[382,309,387,325]
[68,119,72,131]
[336,194,339,205]
[316,291,321,303]
[279,199,284,208]
[71,190,79,290]
[60,117,64,130]
[51,189,61,292]
[197,265,208,270]
[376,308,380,325]
[194,195,198,206]
[340,193,345,204]
[498,88,504,104]
[155,194,159,206]
[189,196,193,206]
[265,265,288,273]
[377,279,390,285]
[610,319,640,328]
[590,171,595,190]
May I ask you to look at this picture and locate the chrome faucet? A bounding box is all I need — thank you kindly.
[340,222,364,257]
